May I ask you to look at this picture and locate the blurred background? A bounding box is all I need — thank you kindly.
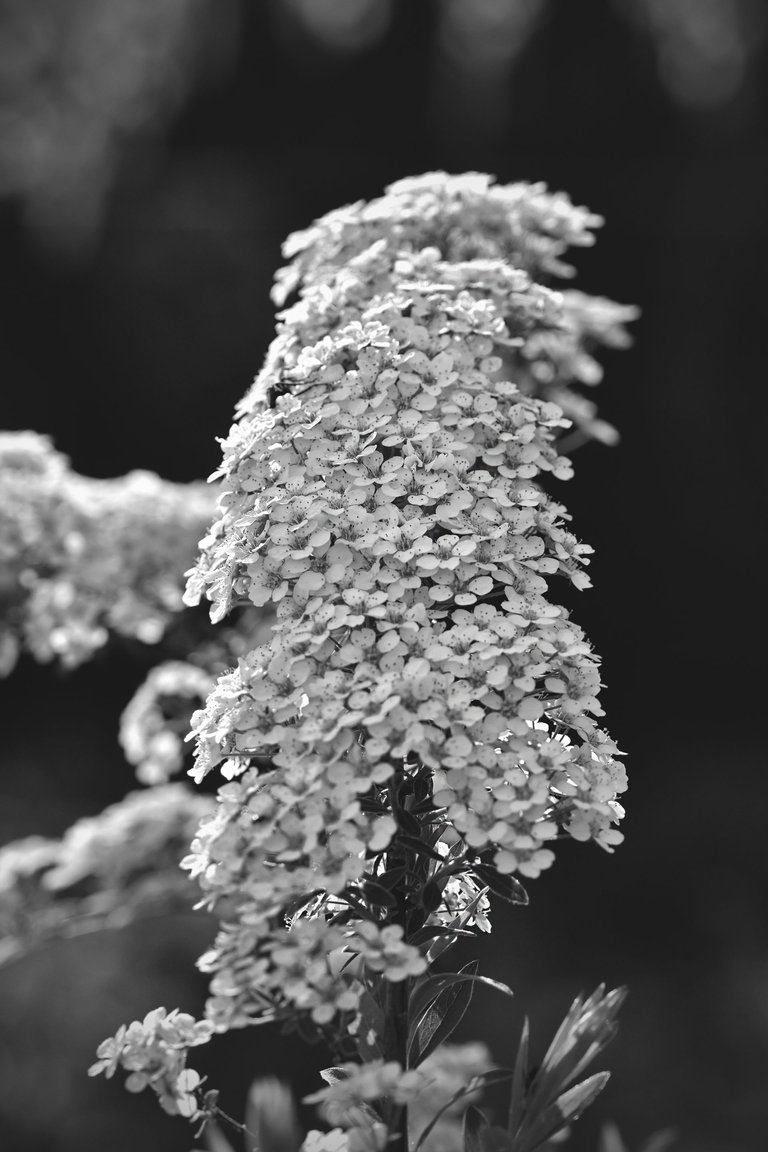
[1,1,767,1150]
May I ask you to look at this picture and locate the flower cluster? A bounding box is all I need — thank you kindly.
[305,1060,431,1128]
[300,1049,495,1152]
[119,605,276,785]
[238,172,638,443]
[84,174,632,1134]
[302,1129,385,1152]
[174,173,631,1043]
[0,431,215,673]
[120,661,216,785]
[0,785,212,965]
[88,1007,213,1117]
[178,755,435,1033]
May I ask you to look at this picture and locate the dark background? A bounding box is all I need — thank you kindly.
[1,2,767,1150]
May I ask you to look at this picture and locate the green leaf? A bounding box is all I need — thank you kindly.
[409,970,513,1046]
[396,833,444,861]
[507,1017,530,1136]
[472,865,529,906]
[598,1122,628,1152]
[513,1072,610,1152]
[373,864,411,890]
[414,1070,515,1152]
[409,924,477,948]
[479,1127,514,1152]
[419,880,443,913]
[203,1121,237,1152]
[429,860,473,887]
[408,960,478,1067]
[526,985,625,1117]
[245,1077,302,1152]
[359,797,388,815]
[639,1130,678,1152]
[339,888,377,921]
[394,809,423,837]
[361,879,399,908]
[463,1105,489,1152]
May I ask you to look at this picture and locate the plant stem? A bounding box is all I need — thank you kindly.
[385,976,411,1152]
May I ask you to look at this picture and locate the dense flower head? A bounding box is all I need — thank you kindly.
[176,174,631,1039]
[272,172,604,306]
[0,431,215,672]
[186,291,626,859]
[238,173,638,443]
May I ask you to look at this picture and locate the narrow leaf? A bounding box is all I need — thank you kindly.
[373,865,411,890]
[640,1130,678,1152]
[507,1017,530,1137]
[409,924,477,948]
[514,1072,610,1152]
[598,1122,627,1152]
[420,880,443,913]
[527,985,624,1114]
[203,1121,238,1152]
[245,1077,302,1152]
[362,880,399,908]
[394,809,423,837]
[463,1105,489,1152]
[396,833,444,861]
[339,888,376,921]
[409,971,513,1030]
[473,865,529,906]
[408,961,478,1067]
[414,1071,515,1152]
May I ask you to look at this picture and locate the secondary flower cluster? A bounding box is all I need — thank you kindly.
[0,430,214,673]
[120,661,216,785]
[303,1042,494,1152]
[0,785,212,965]
[88,1007,214,1117]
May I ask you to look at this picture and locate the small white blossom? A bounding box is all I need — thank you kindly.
[88,1008,213,1117]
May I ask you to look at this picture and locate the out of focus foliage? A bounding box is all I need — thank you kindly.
[0,431,214,674]
[1,0,764,249]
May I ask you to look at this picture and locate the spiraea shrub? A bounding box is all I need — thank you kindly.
[2,173,659,1152]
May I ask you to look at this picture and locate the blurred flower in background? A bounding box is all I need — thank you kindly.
[617,0,767,112]
[1,0,765,252]
[279,0,393,54]
[433,0,548,139]
[0,0,239,249]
